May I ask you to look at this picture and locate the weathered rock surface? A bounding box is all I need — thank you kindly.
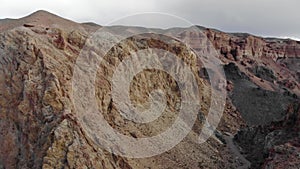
[224,62,296,126]
[234,102,300,169]
[0,11,131,169]
[204,29,300,96]
[0,10,299,169]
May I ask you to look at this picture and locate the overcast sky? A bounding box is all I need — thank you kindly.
[0,0,299,40]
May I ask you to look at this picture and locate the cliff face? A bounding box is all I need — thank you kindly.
[0,12,131,169]
[0,10,299,169]
[234,102,300,168]
[204,28,300,95]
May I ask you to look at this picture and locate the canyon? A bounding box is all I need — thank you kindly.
[0,10,299,169]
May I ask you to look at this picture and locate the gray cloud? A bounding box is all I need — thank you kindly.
[0,0,299,39]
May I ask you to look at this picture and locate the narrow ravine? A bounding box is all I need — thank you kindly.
[223,133,251,169]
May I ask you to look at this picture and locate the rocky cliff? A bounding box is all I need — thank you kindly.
[0,10,299,169]
[234,102,300,168]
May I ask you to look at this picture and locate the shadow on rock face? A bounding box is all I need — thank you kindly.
[224,62,297,126]
[234,103,300,169]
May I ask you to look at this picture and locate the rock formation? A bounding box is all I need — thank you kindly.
[0,10,299,169]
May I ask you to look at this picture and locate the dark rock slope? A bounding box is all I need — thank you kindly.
[234,102,300,169]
